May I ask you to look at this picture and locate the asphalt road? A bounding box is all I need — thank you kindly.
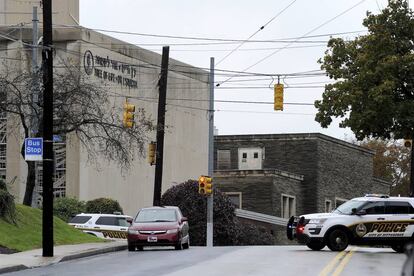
[4,246,407,276]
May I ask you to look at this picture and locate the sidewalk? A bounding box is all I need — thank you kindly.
[0,240,127,274]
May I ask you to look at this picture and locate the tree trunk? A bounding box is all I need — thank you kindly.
[23,161,36,206]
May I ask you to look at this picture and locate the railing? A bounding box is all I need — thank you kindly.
[235,208,288,226]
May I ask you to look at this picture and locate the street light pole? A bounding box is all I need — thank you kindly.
[206,57,214,247]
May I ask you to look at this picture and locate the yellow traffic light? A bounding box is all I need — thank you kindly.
[205,178,212,195]
[274,84,284,111]
[123,101,135,128]
[198,175,213,195]
[404,139,412,148]
[148,142,156,165]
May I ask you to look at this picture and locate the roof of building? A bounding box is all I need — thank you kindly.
[214,168,304,181]
[0,26,209,83]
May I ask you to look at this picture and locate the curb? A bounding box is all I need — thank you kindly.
[60,244,127,262]
[0,265,28,275]
[0,244,127,275]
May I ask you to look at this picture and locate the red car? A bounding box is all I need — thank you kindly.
[127,206,190,251]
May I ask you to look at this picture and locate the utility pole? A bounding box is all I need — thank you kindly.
[153,46,169,206]
[206,57,214,247]
[30,6,39,207]
[42,0,54,257]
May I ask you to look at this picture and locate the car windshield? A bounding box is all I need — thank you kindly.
[332,200,366,215]
[135,209,177,223]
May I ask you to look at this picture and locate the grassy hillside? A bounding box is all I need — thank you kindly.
[0,204,102,252]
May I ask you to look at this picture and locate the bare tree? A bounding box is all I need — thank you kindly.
[0,62,154,206]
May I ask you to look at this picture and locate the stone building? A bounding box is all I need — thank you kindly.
[214,133,389,242]
[0,0,210,215]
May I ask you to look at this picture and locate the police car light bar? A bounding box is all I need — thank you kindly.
[364,194,389,198]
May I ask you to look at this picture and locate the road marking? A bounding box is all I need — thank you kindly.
[319,248,357,276]
[319,250,347,276]
[332,248,356,276]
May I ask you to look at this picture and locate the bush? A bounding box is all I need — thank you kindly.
[161,180,241,246]
[236,222,275,245]
[0,179,16,223]
[85,198,123,214]
[53,197,86,222]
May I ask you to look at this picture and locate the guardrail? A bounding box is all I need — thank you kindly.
[235,209,288,226]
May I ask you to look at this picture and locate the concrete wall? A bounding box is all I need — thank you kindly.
[0,0,79,26]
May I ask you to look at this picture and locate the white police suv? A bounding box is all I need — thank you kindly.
[287,195,414,252]
[69,213,133,239]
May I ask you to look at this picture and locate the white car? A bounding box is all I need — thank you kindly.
[287,195,414,252]
[69,213,133,239]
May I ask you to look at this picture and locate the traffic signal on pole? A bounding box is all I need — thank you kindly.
[148,142,156,165]
[198,175,213,195]
[274,84,284,111]
[404,139,412,148]
[123,101,135,128]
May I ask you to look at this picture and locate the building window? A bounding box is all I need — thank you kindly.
[253,152,258,159]
[281,194,296,218]
[335,197,348,208]
[217,150,231,169]
[325,199,332,213]
[225,192,242,209]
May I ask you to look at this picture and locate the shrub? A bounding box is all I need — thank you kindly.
[0,179,16,223]
[160,180,241,246]
[237,221,275,245]
[53,197,86,222]
[85,198,123,214]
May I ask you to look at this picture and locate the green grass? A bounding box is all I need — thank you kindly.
[0,204,103,252]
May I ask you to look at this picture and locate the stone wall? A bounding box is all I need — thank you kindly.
[215,133,390,215]
[214,170,303,217]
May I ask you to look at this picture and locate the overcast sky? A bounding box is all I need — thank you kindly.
[79,0,391,141]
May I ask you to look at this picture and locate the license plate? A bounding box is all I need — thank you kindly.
[147,236,157,242]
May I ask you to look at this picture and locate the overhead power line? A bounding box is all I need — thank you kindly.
[50,23,364,45]
[216,0,368,87]
[216,0,298,65]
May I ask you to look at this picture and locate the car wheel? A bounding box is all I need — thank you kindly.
[327,229,349,251]
[391,244,405,253]
[306,241,325,251]
[128,243,135,252]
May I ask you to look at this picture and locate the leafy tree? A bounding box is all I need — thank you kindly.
[316,0,414,195]
[358,139,410,195]
[0,61,153,206]
[316,0,414,140]
[53,197,86,222]
[161,180,274,246]
[85,197,123,214]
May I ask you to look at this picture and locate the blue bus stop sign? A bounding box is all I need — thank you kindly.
[25,138,43,161]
